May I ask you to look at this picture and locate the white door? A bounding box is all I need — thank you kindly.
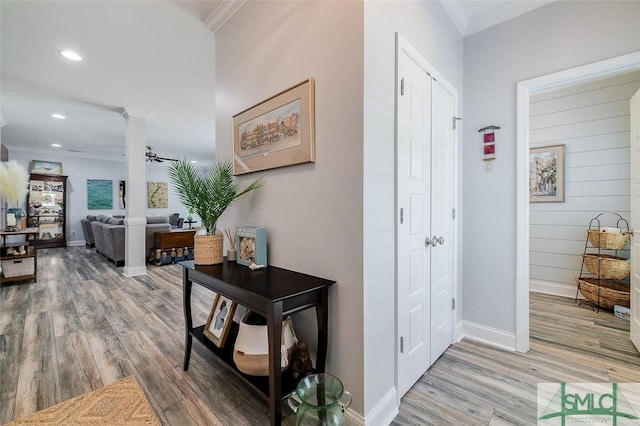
[430,81,455,363]
[630,88,640,351]
[396,47,432,398]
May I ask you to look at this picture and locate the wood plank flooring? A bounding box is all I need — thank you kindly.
[393,292,640,425]
[2,247,639,425]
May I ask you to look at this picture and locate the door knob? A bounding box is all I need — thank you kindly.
[436,236,444,245]
[425,237,432,247]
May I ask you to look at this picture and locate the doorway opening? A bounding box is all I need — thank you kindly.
[516,51,640,353]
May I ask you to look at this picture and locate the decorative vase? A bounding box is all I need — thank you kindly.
[227,249,236,261]
[194,234,224,265]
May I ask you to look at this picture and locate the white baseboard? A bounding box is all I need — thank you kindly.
[345,407,365,426]
[530,279,584,299]
[455,319,464,342]
[123,266,147,277]
[362,387,398,426]
[461,320,516,352]
[67,240,86,247]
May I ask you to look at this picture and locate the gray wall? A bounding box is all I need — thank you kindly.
[529,72,640,296]
[215,0,366,417]
[463,1,640,333]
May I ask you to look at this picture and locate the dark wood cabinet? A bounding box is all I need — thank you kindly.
[27,174,68,249]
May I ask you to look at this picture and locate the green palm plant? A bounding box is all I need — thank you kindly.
[168,158,264,235]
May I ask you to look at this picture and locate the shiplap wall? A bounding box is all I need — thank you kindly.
[529,71,640,297]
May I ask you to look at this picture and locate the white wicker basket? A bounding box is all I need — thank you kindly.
[233,311,297,376]
[1,257,34,278]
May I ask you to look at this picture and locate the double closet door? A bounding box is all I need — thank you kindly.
[396,38,456,398]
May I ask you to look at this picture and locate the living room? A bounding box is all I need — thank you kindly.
[3,1,640,425]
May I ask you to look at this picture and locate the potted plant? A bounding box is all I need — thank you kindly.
[168,158,263,265]
[0,161,29,231]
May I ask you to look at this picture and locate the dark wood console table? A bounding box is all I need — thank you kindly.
[182,259,335,425]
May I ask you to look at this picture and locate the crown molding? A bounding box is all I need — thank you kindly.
[204,0,247,33]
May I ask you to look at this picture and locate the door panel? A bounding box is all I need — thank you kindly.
[396,49,432,398]
[630,88,640,351]
[430,81,455,363]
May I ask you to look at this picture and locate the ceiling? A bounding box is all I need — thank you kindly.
[0,0,553,165]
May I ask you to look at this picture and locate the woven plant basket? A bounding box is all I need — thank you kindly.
[582,254,630,280]
[194,234,223,265]
[587,229,630,250]
[575,277,630,309]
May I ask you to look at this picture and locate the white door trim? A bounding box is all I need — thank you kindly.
[515,50,640,353]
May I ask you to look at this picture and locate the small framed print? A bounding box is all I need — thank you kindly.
[204,294,237,348]
[530,144,565,202]
[236,226,267,266]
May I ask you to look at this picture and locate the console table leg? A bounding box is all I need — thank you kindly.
[183,269,193,371]
[315,287,329,372]
[267,301,283,426]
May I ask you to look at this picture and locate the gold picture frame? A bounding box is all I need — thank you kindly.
[233,78,315,175]
[530,144,565,203]
[203,294,237,348]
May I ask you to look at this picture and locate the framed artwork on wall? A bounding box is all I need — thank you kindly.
[87,179,113,209]
[232,78,315,175]
[530,144,565,203]
[30,160,63,175]
[147,181,168,208]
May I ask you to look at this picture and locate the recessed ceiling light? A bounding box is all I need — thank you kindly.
[190,160,197,164]
[52,113,66,120]
[51,143,62,148]
[59,50,82,61]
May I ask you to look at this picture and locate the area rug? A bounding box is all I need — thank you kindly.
[7,376,161,425]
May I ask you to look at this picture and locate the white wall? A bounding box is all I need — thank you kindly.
[363,0,462,421]
[8,149,190,245]
[529,72,640,296]
[215,0,366,417]
[463,1,640,335]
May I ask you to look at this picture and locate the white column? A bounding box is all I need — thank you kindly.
[123,113,147,277]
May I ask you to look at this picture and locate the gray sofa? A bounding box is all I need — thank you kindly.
[89,215,171,266]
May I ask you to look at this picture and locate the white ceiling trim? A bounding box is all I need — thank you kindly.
[204,0,247,33]
[465,0,555,36]
[439,1,468,36]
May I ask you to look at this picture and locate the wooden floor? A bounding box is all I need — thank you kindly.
[393,292,640,425]
[2,247,639,425]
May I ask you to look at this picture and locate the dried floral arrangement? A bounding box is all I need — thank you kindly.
[0,161,29,207]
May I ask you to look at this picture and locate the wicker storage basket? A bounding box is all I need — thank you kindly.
[233,311,297,376]
[575,277,630,309]
[1,257,34,278]
[194,234,223,265]
[582,254,630,280]
[587,229,629,250]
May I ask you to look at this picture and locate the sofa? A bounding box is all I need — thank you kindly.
[87,215,171,266]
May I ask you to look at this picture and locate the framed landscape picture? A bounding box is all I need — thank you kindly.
[30,160,63,175]
[530,144,565,202]
[87,179,113,209]
[232,78,315,175]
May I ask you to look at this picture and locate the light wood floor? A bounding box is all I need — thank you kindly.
[2,247,639,425]
[393,292,640,425]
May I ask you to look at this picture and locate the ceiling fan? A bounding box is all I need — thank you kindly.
[145,146,177,163]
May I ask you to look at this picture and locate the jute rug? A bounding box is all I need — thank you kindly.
[7,376,161,425]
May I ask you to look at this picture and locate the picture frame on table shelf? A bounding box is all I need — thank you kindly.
[30,160,63,175]
[236,226,267,267]
[530,144,565,203]
[232,78,315,175]
[204,294,237,348]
